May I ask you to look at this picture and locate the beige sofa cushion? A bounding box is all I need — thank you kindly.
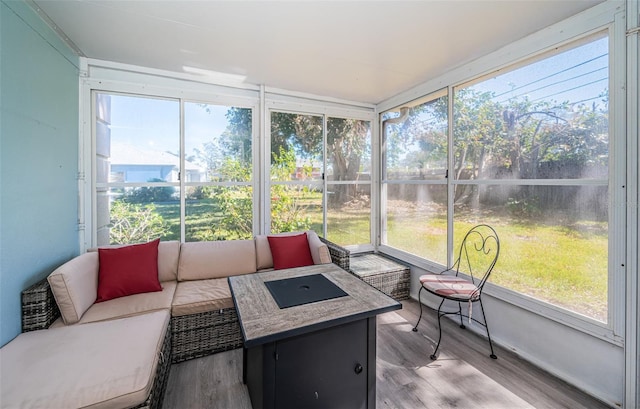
[172,278,234,316]
[255,230,331,270]
[178,240,257,281]
[88,240,180,282]
[0,310,170,409]
[75,281,176,325]
[47,252,99,325]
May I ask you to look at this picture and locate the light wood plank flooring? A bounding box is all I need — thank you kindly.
[163,299,611,409]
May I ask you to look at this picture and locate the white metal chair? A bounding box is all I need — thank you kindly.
[412,224,500,360]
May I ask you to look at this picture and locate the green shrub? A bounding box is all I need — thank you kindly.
[124,178,175,203]
[109,200,168,244]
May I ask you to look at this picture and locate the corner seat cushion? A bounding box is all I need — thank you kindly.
[178,240,257,281]
[172,279,234,317]
[0,310,170,409]
[47,252,99,325]
[89,240,180,282]
[255,230,331,270]
[75,281,176,325]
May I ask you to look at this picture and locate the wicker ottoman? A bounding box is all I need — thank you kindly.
[349,254,410,301]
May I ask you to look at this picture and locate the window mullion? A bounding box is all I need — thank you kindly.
[322,114,328,238]
[447,85,455,268]
[179,100,186,243]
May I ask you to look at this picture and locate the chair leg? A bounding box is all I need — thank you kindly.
[430,298,446,360]
[412,286,425,332]
[478,298,497,359]
[458,302,466,329]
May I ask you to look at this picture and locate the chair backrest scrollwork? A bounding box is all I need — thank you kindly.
[452,224,500,293]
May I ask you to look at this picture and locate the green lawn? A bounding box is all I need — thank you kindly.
[148,194,607,322]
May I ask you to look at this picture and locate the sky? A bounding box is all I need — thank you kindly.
[472,35,608,108]
[106,95,230,162]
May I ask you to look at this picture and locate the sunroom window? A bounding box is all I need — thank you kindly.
[382,33,610,323]
[381,91,448,266]
[269,111,372,246]
[95,93,181,245]
[94,93,254,244]
[454,35,609,322]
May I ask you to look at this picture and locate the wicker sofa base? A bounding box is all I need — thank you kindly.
[21,278,61,332]
[359,270,410,300]
[171,308,243,364]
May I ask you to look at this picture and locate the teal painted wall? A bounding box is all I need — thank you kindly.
[0,1,79,346]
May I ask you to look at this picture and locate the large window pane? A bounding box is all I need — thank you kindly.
[383,97,447,181]
[185,186,253,241]
[382,93,448,264]
[454,185,608,321]
[105,187,179,244]
[185,103,253,241]
[326,118,371,182]
[185,104,252,182]
[270,112,323,234]
[327,184,370,246]
[271,112,323,182]
[326,117,371,245]
[453,35,609,322]
[454,36,608,181]
[270,184,322,234]
[95,93,179,245]
[385,184,447,265]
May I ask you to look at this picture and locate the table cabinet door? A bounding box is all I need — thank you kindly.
[274,319,369,409]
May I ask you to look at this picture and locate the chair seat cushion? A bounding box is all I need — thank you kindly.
[0,310,170,409]
[420,274,480,301]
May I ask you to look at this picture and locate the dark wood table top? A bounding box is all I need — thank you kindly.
[228,263,402,347]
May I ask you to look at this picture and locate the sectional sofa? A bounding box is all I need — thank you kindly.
[1,231,350,409]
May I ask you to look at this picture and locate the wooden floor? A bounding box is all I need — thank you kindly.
[163,299,611,409]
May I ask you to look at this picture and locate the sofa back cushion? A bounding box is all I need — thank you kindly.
[88,240,180,282]
[178,240,257,281]
[255,230,331,270]
[47,252,99,325]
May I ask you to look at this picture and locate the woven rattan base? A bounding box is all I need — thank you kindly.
[171,308,243,363]
[320,237,350,271]
[22,278,61,332]
[350,254,410,301]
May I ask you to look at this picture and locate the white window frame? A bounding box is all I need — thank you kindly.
[79,61,260,249]
[263,94,375,250]
[376,2,626,345]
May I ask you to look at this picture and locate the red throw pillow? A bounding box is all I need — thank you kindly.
[268,233,314,270]
[96,239,162,302]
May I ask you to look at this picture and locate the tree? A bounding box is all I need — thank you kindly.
[327,117,370,204]
[220,108,371,206]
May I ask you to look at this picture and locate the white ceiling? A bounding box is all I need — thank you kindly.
[32,0,605,105]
